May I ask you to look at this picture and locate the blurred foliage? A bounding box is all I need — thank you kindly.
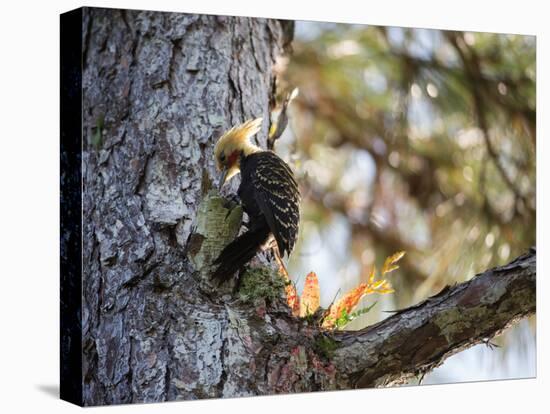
[276,24,535,323]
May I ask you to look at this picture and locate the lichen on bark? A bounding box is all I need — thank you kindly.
[238,267,287,304]
[187,191,243,276]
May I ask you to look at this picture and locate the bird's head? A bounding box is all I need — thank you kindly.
[214,118,262,190]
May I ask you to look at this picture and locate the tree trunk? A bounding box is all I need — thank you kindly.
[81,7,293,405]
[79,7,536,406]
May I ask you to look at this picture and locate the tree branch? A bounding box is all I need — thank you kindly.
[330,247,536,388]
[446,32,534,218]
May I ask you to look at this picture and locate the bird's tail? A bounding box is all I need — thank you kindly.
[212,225,271,282]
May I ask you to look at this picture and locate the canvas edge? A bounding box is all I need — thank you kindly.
[60,6,84,407]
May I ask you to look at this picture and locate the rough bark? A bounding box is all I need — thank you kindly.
[330,247,536,388]
[80,7,536,406]
[81,7,290,405]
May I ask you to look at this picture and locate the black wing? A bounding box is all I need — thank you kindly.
[252,151,300,257]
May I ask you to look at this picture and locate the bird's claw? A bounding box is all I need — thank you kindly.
[223,194,241,219]
[482,338,500,350]
[222,193,241,209]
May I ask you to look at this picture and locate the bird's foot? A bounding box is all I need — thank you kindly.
[222,193,241,209]
[482,338,500,350]
[223,194,241,219]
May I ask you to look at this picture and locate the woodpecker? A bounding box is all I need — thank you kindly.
[212,118,300,282]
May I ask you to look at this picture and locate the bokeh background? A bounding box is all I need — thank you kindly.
[275,22,536,384]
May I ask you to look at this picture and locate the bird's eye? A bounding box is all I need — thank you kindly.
[220,153,226,162]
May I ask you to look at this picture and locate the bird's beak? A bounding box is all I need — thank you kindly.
[218,168,228,191]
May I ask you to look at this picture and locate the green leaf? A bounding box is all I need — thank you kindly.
[335,302,378,329]
[349,301,378,318]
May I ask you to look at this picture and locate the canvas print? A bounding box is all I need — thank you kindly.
[60,7,536,406]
